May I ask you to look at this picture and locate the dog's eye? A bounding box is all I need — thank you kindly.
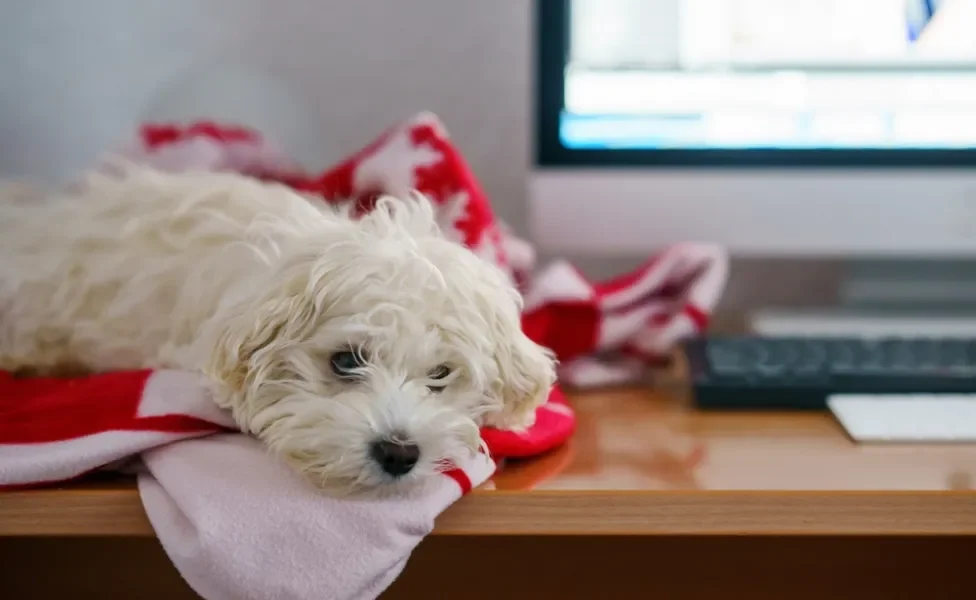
[330,350,365,379]
[427,364,451,392]
[429,365,451,380]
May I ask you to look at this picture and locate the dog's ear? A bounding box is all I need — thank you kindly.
[454,257,556,432]
[485,325,557,431]
[204,277,320,394]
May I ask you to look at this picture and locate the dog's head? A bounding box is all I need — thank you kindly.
[205,194,555,494]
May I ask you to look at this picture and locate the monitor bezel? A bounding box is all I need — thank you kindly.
[535,0,976,169]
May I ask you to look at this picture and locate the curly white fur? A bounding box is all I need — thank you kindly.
[0,164,555,494]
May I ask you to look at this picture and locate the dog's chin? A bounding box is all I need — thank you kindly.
[277,452,464,498]
[288,462,424,498]
[259,423,484,497]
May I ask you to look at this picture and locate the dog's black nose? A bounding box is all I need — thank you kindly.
[370,440,421,477]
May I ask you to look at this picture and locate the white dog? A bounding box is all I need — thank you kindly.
[0,164,555,494]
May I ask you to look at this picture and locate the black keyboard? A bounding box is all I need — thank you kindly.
[683,335,976,410]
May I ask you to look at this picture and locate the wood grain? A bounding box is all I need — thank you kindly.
[3,485,975,537]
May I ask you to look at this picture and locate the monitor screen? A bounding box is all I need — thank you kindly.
[554,0,976,154]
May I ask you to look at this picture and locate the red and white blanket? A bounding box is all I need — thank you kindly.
[0,113,727,600]
[126,113,729,388]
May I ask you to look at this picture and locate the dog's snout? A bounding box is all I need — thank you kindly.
[370,439,421,477]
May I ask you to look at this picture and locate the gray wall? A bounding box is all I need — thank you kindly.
[0,0,839,311]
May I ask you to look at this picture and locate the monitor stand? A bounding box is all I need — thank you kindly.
[750,259,976,337]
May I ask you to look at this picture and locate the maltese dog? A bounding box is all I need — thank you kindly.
[0,164,555,494]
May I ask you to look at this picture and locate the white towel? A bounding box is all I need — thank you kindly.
[139,433,495,600]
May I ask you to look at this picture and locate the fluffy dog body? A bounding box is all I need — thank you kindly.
[0,166,555,493]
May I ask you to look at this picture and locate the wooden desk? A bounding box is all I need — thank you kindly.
[2,387,976,599]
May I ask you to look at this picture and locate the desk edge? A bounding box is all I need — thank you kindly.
[2,488,974,537]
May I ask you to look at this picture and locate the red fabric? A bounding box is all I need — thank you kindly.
[479,386,574,459]
[287,114,508,267]
[0,113,728,487]
[0,370,218,444]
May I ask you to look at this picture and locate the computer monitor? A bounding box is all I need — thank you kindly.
[530,0,976,258]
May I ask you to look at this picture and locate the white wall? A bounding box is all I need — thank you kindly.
[0,0,839,310]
